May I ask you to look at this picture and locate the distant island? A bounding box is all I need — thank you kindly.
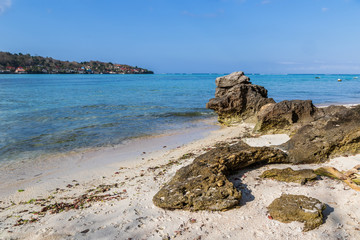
[0,52,153,74]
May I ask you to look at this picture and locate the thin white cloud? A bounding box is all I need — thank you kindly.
[322,7,329,12]
[0,0,11,14]
[261,0,271,4]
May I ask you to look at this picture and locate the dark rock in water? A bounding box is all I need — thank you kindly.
[267,194,326,231]
[281,105,360,164]
[255,100,318,134]
[153,142,288,211]
[206,72,275,124]
[260,168,317,184]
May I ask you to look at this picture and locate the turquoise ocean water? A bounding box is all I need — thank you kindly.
[0,74,359,163]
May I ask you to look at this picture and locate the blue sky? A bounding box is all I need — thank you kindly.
[1,0,360,73]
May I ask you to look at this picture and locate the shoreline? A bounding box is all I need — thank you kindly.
[1,90,360,239]
[0,101,358,200]
[1,120,359,239]
[0,117,220,200]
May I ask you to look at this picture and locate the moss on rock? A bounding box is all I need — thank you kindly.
[260,167,317,184]
[267,194,326,231]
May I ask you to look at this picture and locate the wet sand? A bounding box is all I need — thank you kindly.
[0,118,219,200]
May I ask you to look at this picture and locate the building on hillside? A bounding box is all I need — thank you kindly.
[6,66,15,71]
[15,67,27,74]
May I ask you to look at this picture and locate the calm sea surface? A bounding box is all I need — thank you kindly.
[1,74,359,163]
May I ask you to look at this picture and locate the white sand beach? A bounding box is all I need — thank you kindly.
[0,122,360,240]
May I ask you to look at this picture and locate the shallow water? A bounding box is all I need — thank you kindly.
[0,73,359,163]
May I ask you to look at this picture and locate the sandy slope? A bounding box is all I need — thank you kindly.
[0,123,359,240]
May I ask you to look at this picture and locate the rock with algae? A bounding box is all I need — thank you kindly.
[267,194,326,231]
[260,167,317,184]
[153,142,288,211]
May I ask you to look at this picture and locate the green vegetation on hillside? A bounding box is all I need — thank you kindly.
[0,52,153,74]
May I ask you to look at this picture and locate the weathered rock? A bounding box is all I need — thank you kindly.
[207,72,275,124]
[281,105,360,164]
[255,100,318,134]
[215,71,251,88]
[153,142,288,211]
[260,167,317,184]
[267,194,326,231]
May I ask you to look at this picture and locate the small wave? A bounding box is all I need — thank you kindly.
[160,111,215,117]
[112,110,216,119]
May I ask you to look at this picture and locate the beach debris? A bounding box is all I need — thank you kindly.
[17,189,24,193]
[153,142,288,211]
[189,218,197,223]
[315,166,360,191]
[179,153,196,160]
[267,194,326,231]
[260,167,317,184]
[214,142,230,148]
[14,218,39,226]
[206,71,275,125]
[80,229,90,234]
[9,183,127,227]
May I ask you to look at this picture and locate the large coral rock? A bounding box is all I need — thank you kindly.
[215,71,251,87]
[260,167,317,184]
[281,105,360,164]
[268,194,326,231]
[206,72,275,124]
[153,143,288,211]
[255,100,319,134]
